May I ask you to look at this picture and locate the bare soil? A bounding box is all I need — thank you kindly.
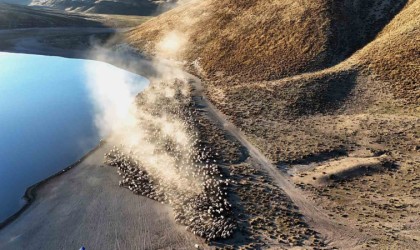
[0,144,200,250]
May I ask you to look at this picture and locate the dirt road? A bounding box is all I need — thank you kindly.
[188,75,367,248]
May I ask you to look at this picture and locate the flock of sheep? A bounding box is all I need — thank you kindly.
[103,80,236,241]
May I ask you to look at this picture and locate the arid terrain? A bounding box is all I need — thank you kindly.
[0,0,418,249]
[127,0,420,248]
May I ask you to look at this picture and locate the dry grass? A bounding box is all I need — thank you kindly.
[353,0,420,105]
[128,1,331,81]
[89,14,151,28]
[128,0,407,81]
[227,161,325,249]
[296,156,420,249]
[127,0,419,248]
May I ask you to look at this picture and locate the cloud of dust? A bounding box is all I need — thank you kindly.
[84,34,203,195]
[82,2,235,240]
[156,31,187,58]
[156,0,197,14]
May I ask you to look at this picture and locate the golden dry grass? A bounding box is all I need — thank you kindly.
[128,0,409,82]
[353,0,419,105]
[127,2,420,247]
[128,1,332,80]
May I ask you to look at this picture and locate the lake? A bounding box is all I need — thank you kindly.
[0,52,148,223]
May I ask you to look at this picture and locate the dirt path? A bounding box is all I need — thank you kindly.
[0,144,200,250]
[188,75,368,248]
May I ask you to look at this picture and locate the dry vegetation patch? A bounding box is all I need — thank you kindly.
[227,161,326,249]
[353,0,420,105]
[295,157,419,249]
[125,0,419,248]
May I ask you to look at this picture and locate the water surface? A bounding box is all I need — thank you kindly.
[0,52,147,222]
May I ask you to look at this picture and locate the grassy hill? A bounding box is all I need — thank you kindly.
[127,0,407,81]
[127,0,420,248]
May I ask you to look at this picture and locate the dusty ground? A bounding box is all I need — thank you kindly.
[190,77,356,249]
[292,156,420,249]
[0,144,201,250]
[0,30,330,248]
[206,79,420,249]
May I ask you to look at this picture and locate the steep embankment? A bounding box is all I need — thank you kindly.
[354,0,419,105]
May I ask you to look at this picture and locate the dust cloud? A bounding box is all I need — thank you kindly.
[83,3,235,240]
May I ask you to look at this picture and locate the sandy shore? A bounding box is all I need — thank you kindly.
[0,143,199,249]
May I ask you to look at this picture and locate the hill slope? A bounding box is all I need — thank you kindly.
[127,0,419,248]
[128,0,408,82]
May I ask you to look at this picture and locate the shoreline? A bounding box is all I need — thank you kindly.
[0,32,152,231]
[0,140,106,230]
[0,38,185,234]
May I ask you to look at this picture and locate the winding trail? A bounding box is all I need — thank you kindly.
[188,74,367,248]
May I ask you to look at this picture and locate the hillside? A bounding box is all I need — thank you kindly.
[128,0,407,81]
[127,0,420,248]
[0,3,103,29]
[29,0,178,15]
[0,4,151,29]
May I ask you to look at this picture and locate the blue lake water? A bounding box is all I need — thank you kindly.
[0,52,148,222]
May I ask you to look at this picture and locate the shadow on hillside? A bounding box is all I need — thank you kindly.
[329,0,408,64]
[280,147,348,166]
[286,70,358,117]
